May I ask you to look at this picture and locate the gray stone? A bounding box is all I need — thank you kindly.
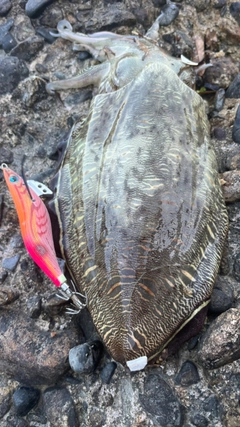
[198,309,240,369]
[175,361,200,386]
[43,387,78,427]
[0,56,29,96]
[157,3,179,26]
[13,386,40,417]
[139,373,184,426]
[0,18,13,46]
[10,36,44,62]
[0,0,12,16]
[25,0,56,18]
[226,74,240,98]
[232,105,240,144]
[2,254,20,272]
[209,279,234,313]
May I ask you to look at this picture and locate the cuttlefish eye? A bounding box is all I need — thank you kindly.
[9,175,19,183]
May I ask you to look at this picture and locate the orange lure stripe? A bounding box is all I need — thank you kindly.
[2,166,66,287]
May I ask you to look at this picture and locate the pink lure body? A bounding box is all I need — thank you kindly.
[2,165,66,287]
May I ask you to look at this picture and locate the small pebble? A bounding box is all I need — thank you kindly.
[77,51,92,61]
[0,270,8,283]
[214,88,225,112]
[69,341,103,374]
[226,74,240,98]
[13,386,41,417]
[2,32,17,53]
[175,361,200,386]
[212,0,226,8]
[232,105,240,144]
[0,0,12,16]
[2,254,21,272]
[0,147,14,164]
[213,127,226,140]
[27,295,42,319]
[36,26,57,43]
[157,2,179,26]
[25,0,56,18]
[100,362,117,384]
[4,416,29,427]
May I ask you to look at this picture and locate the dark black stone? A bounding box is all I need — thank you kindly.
[25,0,56,18]
[27,295,42,318]
[0,147,13,164]
[175,361,200,386]
[190,413,209,427]
[209,279,234,314]
[77,51,92,61]
[187,334,200,351]
[213,0,226,8]
[43,387,78,427]
[10,36,44,62]
[0,56,29,95]
[2,254,21,272]
[139,373,184,426]
[230,2,240,24]
[0,270,8,283]
[157,3,179,26]
[0,18,13,46]
[20,259,29,272]
[69,340,104,374]
[100,362,117,384]
[2,32,17,53]
[0,0,12,16]
[232,105,240,144]
[226,74,240,98]
[213,127,226,140]
[13,386,41,417]
[36,26,57,43]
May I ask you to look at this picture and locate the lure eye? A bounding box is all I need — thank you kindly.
[9,175,19,183]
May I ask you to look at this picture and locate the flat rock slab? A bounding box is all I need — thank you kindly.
[0,309,81,385]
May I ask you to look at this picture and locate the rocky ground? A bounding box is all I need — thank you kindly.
[0,0,240,426]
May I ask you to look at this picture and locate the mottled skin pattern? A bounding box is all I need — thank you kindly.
[48,20,228,366]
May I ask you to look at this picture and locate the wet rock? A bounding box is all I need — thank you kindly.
[0,0,12,16]
[139,373,184,426]
[10,36,44,62]
[43,387,78,427]
[0,385,11,417]
[26,295,42,318]
[36,26,57,43]
[0,56,29,96]
[190,413,209,427]
[69,341,104,374]
[0,18,13,46]
[232,105,240,144]
[175,361,200,386]
[226,74,240,98]
[2,254,20,272]
[0,309,81,385]
[25,0,56,18]
[100,362,117,384]
[230,2,240,25]
[198,309,240,369]
[209,279,234,313]
[12,386,40,416]
[85,3,136,32]
[2,32,17,53]
[157,2,179,26]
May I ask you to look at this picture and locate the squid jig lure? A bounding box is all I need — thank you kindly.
[0,163,86,313]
